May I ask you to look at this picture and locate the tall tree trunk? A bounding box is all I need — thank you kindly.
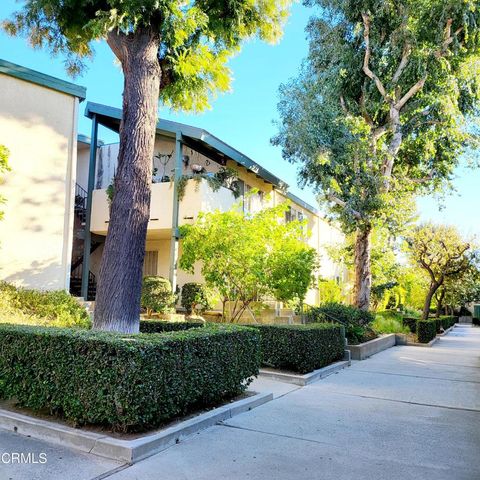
[354,226,372,311]
[422,282,440,321]
[93,29,161,333]
[435,287,445,318]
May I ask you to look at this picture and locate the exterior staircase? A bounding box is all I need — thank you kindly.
[69,183,102,301]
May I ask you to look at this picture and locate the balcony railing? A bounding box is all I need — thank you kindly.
[90,178,238,235]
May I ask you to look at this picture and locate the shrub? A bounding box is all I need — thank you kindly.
[439,316,457,330]
[0,282,90,328]
[417,319,437,343]
[372,312,410,334]
[306,302,375,344]
[139,319,204,333]
[249,323,345,374]
[0,323,260,432]
[141,276,176,315]
[181,283,211,314]
[402,317,417,334]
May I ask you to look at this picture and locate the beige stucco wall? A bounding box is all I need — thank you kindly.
[0,73,78,290]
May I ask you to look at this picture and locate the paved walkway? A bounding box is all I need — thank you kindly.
[1,325,479,480]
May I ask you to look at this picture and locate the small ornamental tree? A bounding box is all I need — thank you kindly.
[406,223,472,320]
[4,0,291,333]
[179,203,318,322]
[0,144,10,221]
[273,0,480,310]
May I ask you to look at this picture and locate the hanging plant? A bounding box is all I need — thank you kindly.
[176,167,240,201]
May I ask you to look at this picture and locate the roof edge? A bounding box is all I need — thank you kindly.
[0,59,86,101]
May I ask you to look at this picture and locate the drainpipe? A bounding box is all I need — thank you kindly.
[169,131,183,294]
[81,114,98,299]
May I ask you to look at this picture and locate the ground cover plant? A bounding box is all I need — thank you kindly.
[0,282,90,328]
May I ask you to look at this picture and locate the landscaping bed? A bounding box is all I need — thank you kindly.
[347,334,396,360]
[249,323,345,374]
[0,323,260,432]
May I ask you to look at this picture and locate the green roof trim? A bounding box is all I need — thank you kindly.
[77,133,104,146]
[0,59,86,101]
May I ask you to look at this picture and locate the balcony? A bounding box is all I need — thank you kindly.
[90,178,238,238]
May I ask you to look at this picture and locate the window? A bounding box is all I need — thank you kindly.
[143,251,158,276]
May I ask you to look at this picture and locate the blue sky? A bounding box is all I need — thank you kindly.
[0,1,479,237]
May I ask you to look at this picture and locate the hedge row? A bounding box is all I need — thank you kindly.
[417,319,437,343]
[403,316,457,337]
[0,323,260,432]
[249,323,345,374]
[139,319,204,333]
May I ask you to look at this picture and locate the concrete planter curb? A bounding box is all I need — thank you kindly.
[259,359,351,386]
[405,336,440,347]
[437,325,455,337]
[0,392,272,464]
[347,334,396,360]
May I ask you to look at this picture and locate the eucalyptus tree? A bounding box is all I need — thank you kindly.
[273,0,480,310]
[4,0,291,332]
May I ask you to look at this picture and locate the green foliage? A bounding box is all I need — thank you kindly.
[139,319,204,333]
[373,311,410,334]
[177,168,241,201]
[402,317,418,334]
[406,223,473,318]
[318,277,344,303]
[0,144,10,221]
[0,282,90,328]
[273,0,480,233]
[4,0,291,111]
[416,319,437,343]
[305,302,375,344]
[141,276,176,315]
[250,323,345,374]
[180,203,318,322]
[181,283,211,315]
[0,323,260,431]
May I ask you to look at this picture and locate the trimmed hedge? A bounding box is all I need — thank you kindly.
[249,323,345,374]
[417,319,437,343]
[439,316,457,330]
[0,323,260,432]
[402,317,417,334]
[139,319,204,333]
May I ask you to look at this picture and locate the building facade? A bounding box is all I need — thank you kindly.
[0,59,86,290]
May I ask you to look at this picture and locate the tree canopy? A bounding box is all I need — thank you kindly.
[406,223,473,319]
[272,0,480,309]
[4,0,290,111]
[179,202,318,322]
[0,144,10,221]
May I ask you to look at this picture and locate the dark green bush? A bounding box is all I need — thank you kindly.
[0,323,260,432]
[434,318,443,334]
[402,317,417,334]
[439,316,457,330]
[417,319,437,343]
[181,283,210,314]
[139,319,204,333]
[141,276,176,315]
[249,323,345,374]
[306,302,374,344]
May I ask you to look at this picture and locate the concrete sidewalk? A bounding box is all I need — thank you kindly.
[1,325,479,480]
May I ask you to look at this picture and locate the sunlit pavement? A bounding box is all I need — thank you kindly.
[1,325,479,480]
